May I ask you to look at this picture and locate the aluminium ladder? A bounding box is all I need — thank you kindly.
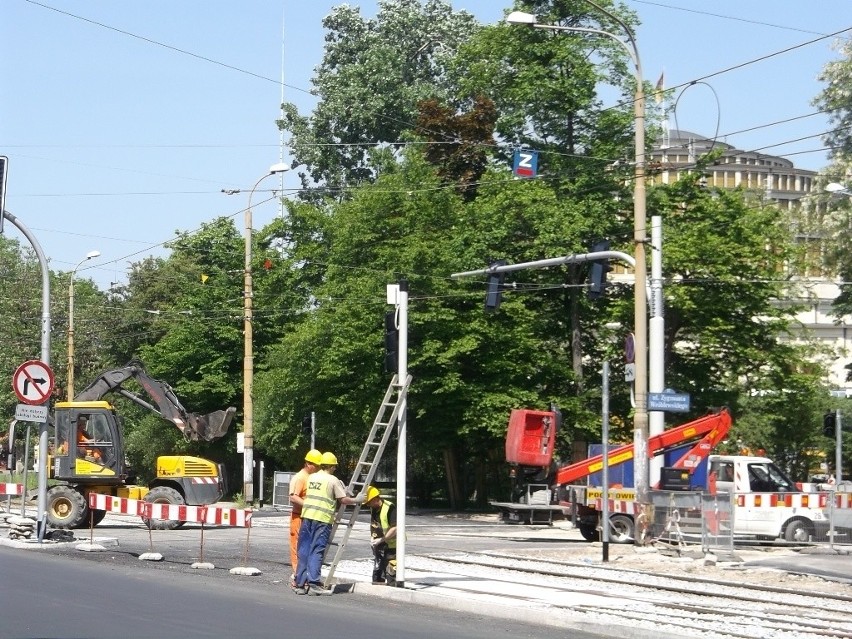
[323,373,412,586]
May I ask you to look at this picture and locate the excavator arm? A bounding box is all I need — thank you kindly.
[74,360,235,441]
[554,407,732,486]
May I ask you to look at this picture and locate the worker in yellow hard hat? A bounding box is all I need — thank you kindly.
[365,485,397,585]
[287,449,322,587]
[294,451,364,596]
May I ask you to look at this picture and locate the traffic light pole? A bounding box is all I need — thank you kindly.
[835,410,842,487]
[387,281,409,587]
[453,249,635,281]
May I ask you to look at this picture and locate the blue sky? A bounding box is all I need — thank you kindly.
[2,1,850,291]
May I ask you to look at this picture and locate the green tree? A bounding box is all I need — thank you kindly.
[278,0,479,199]
[812,37,852,321]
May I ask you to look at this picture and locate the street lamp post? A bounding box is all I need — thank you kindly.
[507,6,651,534]
[243,162,288,505]
[826,182,852,197]
[67,250,101,401]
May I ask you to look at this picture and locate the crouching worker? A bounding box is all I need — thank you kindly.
[365,485,397,585]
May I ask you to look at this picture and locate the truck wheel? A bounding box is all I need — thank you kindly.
[47,485,88,529]
[608,514,635,543]
[783,519,813,543]
[142,486,186,530]
[579,525,599,542]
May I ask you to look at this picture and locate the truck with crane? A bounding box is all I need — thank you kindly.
[493,406,852,543]
[492,407,732,540]
[42,361,235,530]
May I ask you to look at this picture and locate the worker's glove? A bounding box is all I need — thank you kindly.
[371,536,385,548]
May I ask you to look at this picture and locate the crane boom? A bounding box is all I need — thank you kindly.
[74,360,235,441]
[555,408,732,486]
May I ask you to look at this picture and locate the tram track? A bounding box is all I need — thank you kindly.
[403,551,852,638]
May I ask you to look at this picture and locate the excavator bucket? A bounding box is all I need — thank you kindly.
[184,407,236,441]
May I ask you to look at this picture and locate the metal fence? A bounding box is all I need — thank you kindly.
[647,490,734,553]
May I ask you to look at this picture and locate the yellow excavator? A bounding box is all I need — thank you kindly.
[45,360,235,529]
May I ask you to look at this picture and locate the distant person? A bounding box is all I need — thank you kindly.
[287,449,322,587]
[365,485,397,586]
[293,451,363,596]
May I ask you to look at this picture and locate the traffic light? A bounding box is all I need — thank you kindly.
[384,311,398,373]
[587,240,611,299]
[485,259,507,312]
[823,411,837,437]
[301,414,312,437]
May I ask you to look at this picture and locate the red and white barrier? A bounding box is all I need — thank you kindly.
[88,492,251,527]
[88,493,147,516]
[0,483,25,496]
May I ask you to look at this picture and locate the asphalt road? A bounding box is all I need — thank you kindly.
[2,546,586,639]
[3,505,851,639]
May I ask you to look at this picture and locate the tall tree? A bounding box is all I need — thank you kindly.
[812,38,852,320]
[278,0,479,199]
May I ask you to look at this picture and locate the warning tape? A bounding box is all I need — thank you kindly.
[88,492,251,527]
[0,483,25,496]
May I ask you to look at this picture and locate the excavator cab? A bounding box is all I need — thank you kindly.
[52,401,125,483]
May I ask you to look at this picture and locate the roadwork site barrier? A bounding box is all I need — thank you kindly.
[1,483,26,515]
[87,493,258,574]
[0,483,25,496]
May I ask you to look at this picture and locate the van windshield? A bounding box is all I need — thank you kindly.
[747,462,796,492]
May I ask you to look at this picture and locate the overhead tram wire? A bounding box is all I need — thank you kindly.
[598,25,852,117]
[18,4,844,289]
[20,3,842,194]
[16,114,837,293]
[22,0,471,153]
[630,0,830,36]
[21,1,851,179]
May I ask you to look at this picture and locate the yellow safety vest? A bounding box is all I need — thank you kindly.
[301,470,337,524]
[379,501,396,549]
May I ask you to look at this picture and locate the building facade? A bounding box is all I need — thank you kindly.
[650,130,851,394]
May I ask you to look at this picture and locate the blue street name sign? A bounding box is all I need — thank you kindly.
[648,392,691,413]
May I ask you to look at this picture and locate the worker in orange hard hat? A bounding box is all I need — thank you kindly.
[365,485,397,586]
[294,451,364,596]
[287,449,322,587]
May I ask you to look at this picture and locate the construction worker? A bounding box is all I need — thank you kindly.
[288,448,322,587]
[293,451,363,596]
[74,416,101,462]
[365,485,397,585]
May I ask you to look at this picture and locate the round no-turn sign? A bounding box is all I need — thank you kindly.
[13,360,55,405]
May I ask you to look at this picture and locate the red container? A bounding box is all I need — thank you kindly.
[505,409,556,467]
